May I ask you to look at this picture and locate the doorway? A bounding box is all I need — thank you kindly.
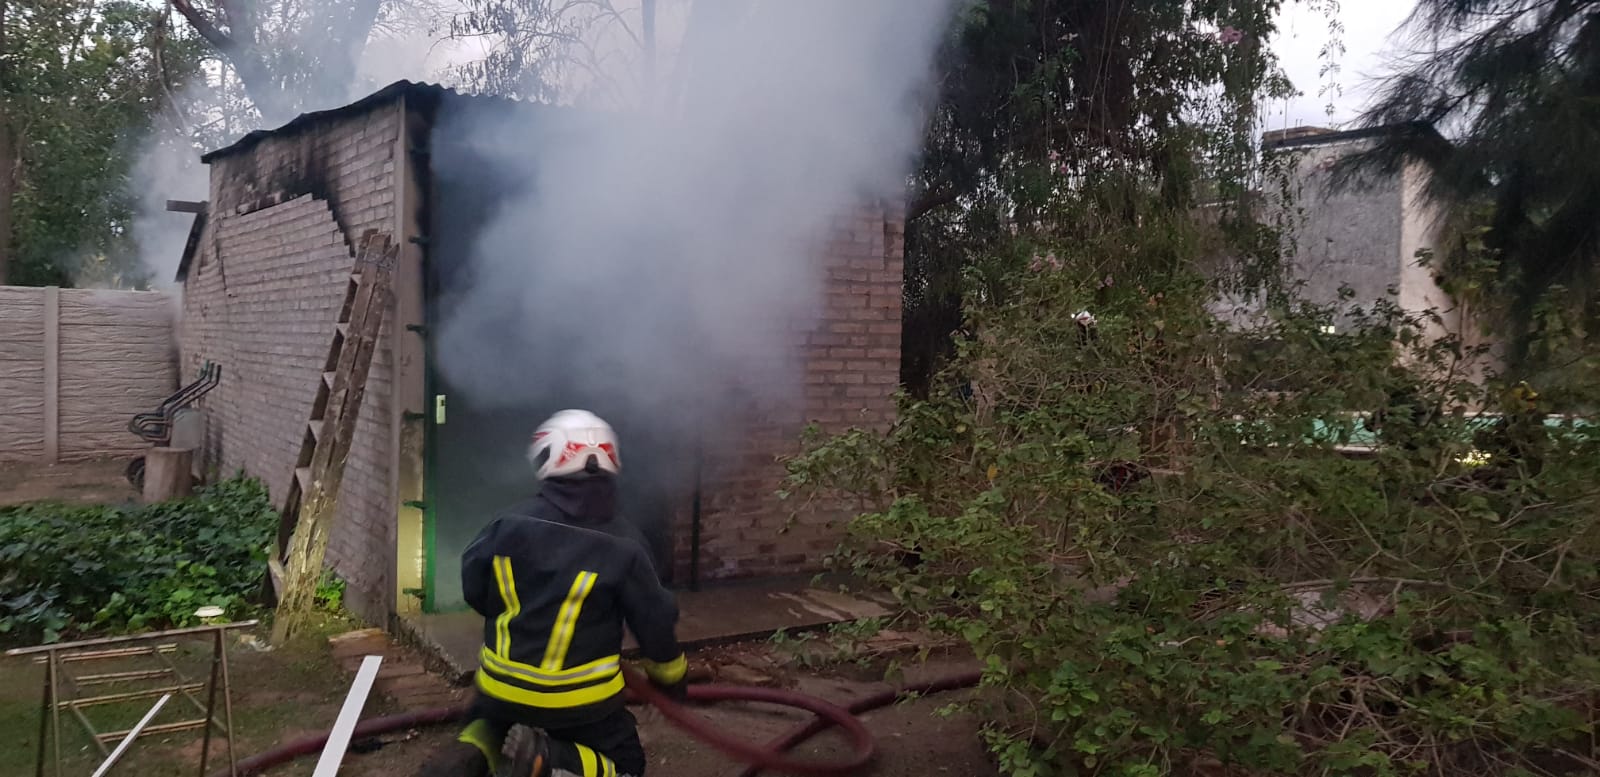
[418,98,687,613]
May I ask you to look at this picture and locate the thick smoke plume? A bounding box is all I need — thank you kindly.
[126,4,469,289]
[432,0,954,441]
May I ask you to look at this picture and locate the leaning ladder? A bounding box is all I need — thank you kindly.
[271,230,397,580]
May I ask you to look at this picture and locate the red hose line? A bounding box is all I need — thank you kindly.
[624,668,877,776]
[214,704,470,777]
[209,669,981,777]
[731,670,984,777]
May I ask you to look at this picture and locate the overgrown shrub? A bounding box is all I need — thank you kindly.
[786,211,1600,776]
[0,477,277,645]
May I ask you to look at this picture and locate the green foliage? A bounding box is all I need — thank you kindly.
[1348,0,1600,369]
[2,0,208,286]
[314,571,347,613]
[787,205,1600,775]
[768,618,888,670]
[0,477,278,646]
[903,0,1296,393]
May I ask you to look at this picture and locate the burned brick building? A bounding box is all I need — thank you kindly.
[174,81,903,626]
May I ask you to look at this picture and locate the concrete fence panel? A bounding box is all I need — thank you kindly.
[0,286,177,462]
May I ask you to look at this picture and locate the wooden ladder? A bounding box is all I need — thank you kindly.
[271,230,397,592]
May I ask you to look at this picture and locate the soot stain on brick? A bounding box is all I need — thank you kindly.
[224,129,357,257]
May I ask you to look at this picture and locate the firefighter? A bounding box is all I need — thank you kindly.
[421,409,687,777]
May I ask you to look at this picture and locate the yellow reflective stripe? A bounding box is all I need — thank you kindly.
[541,571,597,669]
[457,719,505,772]
[475,668,624,709]
[479,647,620,684]
[576,744,599,777]
[573,745,615,777]
[493,556,521,657]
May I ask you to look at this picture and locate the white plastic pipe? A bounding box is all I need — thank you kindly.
[91,693,172,777]
[311,655,383,777]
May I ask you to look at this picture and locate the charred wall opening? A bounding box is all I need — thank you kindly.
[421,93,695,611]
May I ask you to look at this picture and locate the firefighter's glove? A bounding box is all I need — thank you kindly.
[642,654,689,703]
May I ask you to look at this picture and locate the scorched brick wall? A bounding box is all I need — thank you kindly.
[681,201,904,582]
[179,104,400,622]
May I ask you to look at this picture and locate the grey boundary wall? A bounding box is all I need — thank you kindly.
[0,285,177,462]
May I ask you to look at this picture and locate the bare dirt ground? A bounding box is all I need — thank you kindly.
[0,458,138,507]
[331,644,993,777]
[1,624,992,777]
[0,463,994,776]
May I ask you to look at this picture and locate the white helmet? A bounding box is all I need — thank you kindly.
[528,409,621,480]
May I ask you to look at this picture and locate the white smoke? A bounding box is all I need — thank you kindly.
[432,0,954,433]
[126,3,471,289]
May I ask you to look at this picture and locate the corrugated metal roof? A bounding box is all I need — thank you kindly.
[1261,121,1447,151]
[199,80,525,163]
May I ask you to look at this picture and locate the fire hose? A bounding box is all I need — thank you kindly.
[209,667,983,777]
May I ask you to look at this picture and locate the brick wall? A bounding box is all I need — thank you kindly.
[0,286,177,462]
[179,103,400,622]
[679,201,904,582]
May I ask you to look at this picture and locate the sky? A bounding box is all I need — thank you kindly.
[363,0,1420,131]
[1264,0,1421,131]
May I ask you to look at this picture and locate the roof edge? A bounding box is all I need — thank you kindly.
[200,80,444,164]
[1262,121,1447,151]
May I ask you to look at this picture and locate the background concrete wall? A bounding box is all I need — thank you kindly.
[179,103,400,623]
[0,286,176,463]
[1281,137,1407,326]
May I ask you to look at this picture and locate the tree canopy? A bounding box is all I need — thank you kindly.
[902,0,1294,393]
[1351,0,1600,369]
[0,0,205,287]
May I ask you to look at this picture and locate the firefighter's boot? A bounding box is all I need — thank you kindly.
[501,725,553,777]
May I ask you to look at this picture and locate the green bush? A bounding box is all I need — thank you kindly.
[0,477,277,645]
[786,211,1600,775]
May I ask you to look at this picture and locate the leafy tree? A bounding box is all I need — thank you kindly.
[786,193,1600,775]
[447,0,658,104]
[902,0,1295,394]
[1349,0,1600,370]
[168,0,442,122]
[1,0,206,287]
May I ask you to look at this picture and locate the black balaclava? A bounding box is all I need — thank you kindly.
[538,457,618,523]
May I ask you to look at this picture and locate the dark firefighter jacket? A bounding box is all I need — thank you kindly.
[462,474,684,726]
